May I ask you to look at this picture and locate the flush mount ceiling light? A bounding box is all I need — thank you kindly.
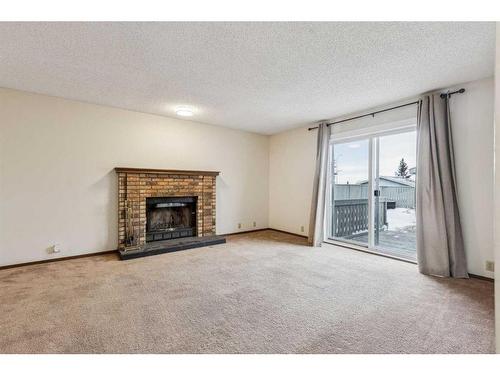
[175,106,194,117]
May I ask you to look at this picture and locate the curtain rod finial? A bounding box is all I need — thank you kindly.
[440,88,465,99]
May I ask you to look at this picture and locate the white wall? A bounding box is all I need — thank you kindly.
[450,78,495,279]
[494,22,500,354]
[0,88,269,267]
[269,77,495,278]
[268,126,316,236]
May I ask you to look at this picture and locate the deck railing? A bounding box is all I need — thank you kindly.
[332,199,387,238]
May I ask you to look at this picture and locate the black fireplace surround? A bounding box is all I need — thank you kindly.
[145,196,197,242]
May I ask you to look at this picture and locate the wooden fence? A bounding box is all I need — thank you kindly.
[332,199,387,238]
[379,186,415,209]
[334,185,415,209]
[333,184,368,200]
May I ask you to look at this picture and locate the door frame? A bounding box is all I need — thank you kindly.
[325,124,417,263]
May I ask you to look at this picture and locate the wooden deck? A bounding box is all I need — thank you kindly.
[342,227,416,261]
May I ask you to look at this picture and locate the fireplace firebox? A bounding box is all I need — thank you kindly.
[146,196,197,242]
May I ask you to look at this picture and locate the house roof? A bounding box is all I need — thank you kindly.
[358,176,415,187]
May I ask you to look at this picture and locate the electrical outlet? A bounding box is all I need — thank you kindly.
[253,221,256,227]
[300,225,305,232]
[47,244,60,254]
[238,223,242,229]
[485,261,495,272]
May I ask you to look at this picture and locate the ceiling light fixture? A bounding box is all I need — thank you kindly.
[175,106,194,117]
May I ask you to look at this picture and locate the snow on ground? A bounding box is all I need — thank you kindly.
[386,208,416,231]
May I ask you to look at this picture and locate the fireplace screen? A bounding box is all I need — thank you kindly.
[146,196,197,242]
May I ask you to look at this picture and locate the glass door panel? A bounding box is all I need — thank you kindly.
[330,138,370,246]
[374,130,417,260]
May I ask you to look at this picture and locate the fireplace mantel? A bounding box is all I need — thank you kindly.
[114,167,220,176]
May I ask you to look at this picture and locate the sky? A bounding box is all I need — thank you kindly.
[333,131,416,184]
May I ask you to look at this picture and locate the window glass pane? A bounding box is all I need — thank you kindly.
[330,138,370,246]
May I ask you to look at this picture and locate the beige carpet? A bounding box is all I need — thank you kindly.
[0,230,494,353]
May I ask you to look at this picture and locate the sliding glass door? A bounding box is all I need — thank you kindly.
[328,128,417,261]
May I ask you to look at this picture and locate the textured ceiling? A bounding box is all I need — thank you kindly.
[0,22,495,134]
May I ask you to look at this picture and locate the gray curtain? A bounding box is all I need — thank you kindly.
[416,94,468,278]
[308,122,331,247]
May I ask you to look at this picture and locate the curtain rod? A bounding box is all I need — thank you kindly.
[308,88,466,131]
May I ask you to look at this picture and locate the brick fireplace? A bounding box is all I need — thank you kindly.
[116,168,221,256]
